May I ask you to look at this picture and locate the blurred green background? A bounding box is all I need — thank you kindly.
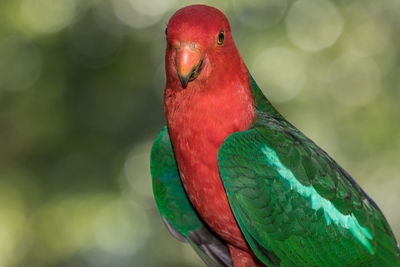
[0,0,399,266]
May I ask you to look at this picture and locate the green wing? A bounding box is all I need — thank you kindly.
[151,126,232,267]
[218,111,400,266]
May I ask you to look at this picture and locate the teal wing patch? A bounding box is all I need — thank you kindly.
[151,126,232,267]
[218,113,400,267]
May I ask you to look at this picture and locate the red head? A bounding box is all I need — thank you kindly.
[165,5,247,90]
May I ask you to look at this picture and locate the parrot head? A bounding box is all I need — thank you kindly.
[165,5,238,89]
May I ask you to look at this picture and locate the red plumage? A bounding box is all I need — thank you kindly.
[164,5,262,266]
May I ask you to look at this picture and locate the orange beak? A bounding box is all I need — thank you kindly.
[175,44,203,88]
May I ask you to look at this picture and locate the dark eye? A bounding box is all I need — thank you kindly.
[165,27,168,35]
[217,30,224,45]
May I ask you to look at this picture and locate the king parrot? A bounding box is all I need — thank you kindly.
[150,4,400,267]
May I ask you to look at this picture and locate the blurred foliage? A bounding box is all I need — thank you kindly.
[0,0,399,266]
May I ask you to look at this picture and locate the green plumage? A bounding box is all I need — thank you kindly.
[151,126,201,235]
[151,126,232,267]
[151,75,400,266]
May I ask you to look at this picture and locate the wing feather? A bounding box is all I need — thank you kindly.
[218,113,400,266]
[151,126,232,267]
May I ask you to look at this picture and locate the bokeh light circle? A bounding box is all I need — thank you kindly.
[285,0,343,52]
[94,199,151,255]
[123,142,154,203]
[20,0,77,35]
[327,54,381,107]
[0,36,42,91]
[342,18,391,56]
[112,0,176,29]
[232,0,288,29]
[252,47,306,103]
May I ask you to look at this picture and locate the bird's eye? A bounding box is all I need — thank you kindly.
[165,27,168,36]
[217,30,224,45]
